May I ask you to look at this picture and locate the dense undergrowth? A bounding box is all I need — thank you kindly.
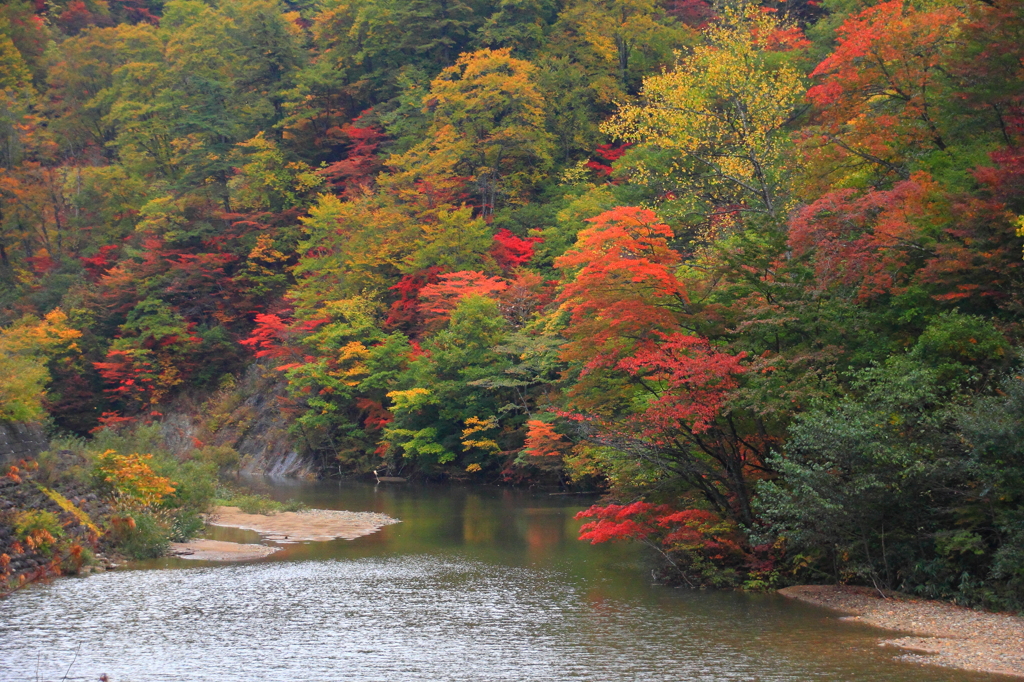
[1,426,228,595]
[1,0,1023,609]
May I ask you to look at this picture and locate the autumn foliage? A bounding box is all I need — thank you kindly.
[2,0,1023,602]
[94,450,176,511]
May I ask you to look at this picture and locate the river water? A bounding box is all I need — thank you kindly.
[0,480,1010,682]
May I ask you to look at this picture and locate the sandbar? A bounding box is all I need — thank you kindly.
[205,505,400,542]
[170,539,280,561]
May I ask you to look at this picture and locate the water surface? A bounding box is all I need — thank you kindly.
[0,481,1010,681]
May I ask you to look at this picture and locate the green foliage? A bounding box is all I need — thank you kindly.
[13,510,64,544]
[958,370,1024,606]
[757,356,1023,608]
[909,312,1011,388]
[214,490,306,515]
[110,511,170,560]
[384,295,513,469]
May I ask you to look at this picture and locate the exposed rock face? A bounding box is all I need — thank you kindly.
[1,365,319,481]
[172,364,320,479]
[0,422,48,467]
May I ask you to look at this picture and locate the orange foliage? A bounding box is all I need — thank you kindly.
[806,0,963,173]
[94,450,176,510]
[555,206,689,372]
[418,271,508,325]
[523,420,571,457]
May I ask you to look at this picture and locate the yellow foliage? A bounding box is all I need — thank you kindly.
[94,450,176,511]
[604,7,805,220]
[0,308,82,421]
[38,486,102,536]
[386,387,435,411]
[332,341,370,386]
[461,416,501,453]
[1016,216,1024,259]
[388,48,554,213]
[248,234,287,264]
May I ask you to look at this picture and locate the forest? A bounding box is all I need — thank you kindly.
[1,0,1023,608]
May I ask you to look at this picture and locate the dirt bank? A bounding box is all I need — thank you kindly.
[779,585,1024,678]
[205,506,400,542]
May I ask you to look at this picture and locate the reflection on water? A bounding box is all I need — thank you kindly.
[0,481,1010,682]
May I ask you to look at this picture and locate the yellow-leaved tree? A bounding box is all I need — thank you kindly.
[389,48,554,217]
[0,309,82,422]
[604,7,807,224]
[559,0,688,90]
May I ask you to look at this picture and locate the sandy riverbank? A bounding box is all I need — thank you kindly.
[779,585,1024,678]
[170,539,281,561]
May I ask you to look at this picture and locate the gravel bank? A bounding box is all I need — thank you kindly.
[779,585,1024,678]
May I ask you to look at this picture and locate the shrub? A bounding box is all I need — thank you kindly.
[13,510,64,556]
[93,450,176,511]
[215,491,306,515]
[108,512,169,560]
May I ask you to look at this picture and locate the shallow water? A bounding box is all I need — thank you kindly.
[0,480,1011,681]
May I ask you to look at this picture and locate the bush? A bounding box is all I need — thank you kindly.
[195,445,240,468]
[154,458,216,516]
[92,450,176,510]
[14,510,64,555]
[109,512,169,560]
[61,544,95,574]
[168,511,205,542]
[215,491,306,515]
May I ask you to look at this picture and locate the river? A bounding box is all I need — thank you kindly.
[0,480,1009,681]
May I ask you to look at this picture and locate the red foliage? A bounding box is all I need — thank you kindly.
[917,151,1024,307]
[93,349,163,418]
[523,420,571,457]
[497,270,556,326]
[79,245,119,281]
[239,312,315,362]
[788,172,945,301]
[490,229,541,270]
[576,503,744,563]
[663,0,715,27]
[806,0,963,170]
[56,1,104,34]
[356,398,393,431]
[585,143,631,178]
[24,250,57,275]
[384,267,444,333]
[617,333,746,434]
[321,113,386,194]
[757,25,811,53]
[92,411,135,433]
[556,206,689,371]
[108,0,160,24]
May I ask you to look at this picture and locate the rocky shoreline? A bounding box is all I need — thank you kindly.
[779,585,1024,678]
[1,459,123,594]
